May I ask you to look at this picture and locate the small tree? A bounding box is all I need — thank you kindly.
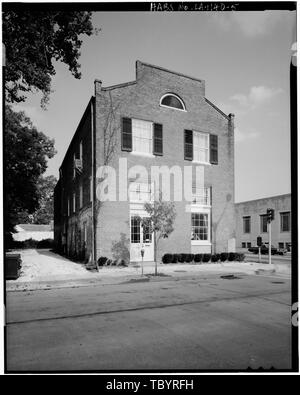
[143,196,176,276]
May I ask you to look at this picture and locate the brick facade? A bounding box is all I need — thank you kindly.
[54,61,236,264]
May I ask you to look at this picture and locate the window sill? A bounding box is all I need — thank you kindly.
[130,151,155,158]
[159,104,187,112]
[191,241,211,246]
[192,160,211,166]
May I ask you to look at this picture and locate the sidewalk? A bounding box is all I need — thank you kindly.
[6,249,290,292]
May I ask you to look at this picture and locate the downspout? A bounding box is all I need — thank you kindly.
[91,95,98,271]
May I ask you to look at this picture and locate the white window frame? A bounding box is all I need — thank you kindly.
[193,131,210,164]
[73,154,76,179]
[280,212,291,232]
[131,118,154,157]
[243,216,251,234]
[191,207,211,246]
[160,93,186,112]
[67,198,70,217]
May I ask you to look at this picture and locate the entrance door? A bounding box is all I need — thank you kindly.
[130,215,154,262]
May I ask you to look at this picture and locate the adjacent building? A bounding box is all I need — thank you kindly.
[235,194,291,252]
[54,61,236,264]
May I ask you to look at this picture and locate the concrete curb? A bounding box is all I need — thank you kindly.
[6,261,290,292]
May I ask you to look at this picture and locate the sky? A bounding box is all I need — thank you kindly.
[11,8,296,203]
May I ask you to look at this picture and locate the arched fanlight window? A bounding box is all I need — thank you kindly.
[160,93,186,111]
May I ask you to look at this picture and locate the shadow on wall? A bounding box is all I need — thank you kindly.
[111,233,130,263]
[212,193,235,253]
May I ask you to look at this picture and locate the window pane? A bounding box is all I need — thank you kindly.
[280,212,290,232]
[193,132,209,163]
[131,216,141,243]
[260,215,268,233]
[243,216,251,233]
[191,213,209,241]
[132,119,152,154]
[161,95,184,110]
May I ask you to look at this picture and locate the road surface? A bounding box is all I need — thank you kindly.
[6,272,292,371]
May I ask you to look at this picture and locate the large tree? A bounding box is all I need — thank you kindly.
[3,10,97,105]
[32,175,57,224]
[4,105,56,233]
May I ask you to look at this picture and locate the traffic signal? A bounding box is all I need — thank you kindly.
[266,208,275,222]
[257,236,262,247]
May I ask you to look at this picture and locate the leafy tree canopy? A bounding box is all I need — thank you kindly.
[3,10,97,105]
[4,105,56,232]
[32,175,57,224]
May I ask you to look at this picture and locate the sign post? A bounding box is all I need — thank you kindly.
[141,244,145,276]
[257,236,262,263]
[266,208,275,265]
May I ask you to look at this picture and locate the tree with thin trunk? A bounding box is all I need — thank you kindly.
[142,196,176,276]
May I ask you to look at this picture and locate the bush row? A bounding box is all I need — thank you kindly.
[97,256,128,267]
[162,252,245,264]
[7,238,55,250]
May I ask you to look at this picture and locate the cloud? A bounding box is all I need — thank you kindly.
[211,11,292,38]
[230,86,283,110]
[235,127,260,143]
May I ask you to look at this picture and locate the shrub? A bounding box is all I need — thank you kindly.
[98,256,108,266]
[178,253,187,263]
[185,254,193,263]
[105,258,113,266]
[172,254,179,263]
[220,252,228,262]
[162,253,173,264]
[116,259,128,266]
[23,238,38,249]
[235,253,245,262]
[228,252,236,261]
[202,253,211,263]
[37,238,55,249]
[194,253,203,263]
[190,254,195,262]
[211,254,219,263]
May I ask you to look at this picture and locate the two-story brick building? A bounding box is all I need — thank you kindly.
[54,61,235,264]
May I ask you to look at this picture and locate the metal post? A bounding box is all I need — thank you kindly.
[268,220,272,265]
[258,246,261,263]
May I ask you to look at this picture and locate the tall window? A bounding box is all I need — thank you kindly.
[280,212,291,232]
[193,132,209,163]
[191,213,209,241]
[260,214,268,233]
[243,216,251,234]
[132,119,152,154]
[131,216,141,243]
[160,94,186,111]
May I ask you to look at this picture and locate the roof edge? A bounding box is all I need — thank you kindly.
[204,97,230,120]
[59,96,94,172]
[102,80,137,91]
[136,60,205,84]
[235,193,291,205]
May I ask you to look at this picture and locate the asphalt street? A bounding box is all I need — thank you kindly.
[6,272,292,371]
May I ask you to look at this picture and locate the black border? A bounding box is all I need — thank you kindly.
[3,1,298,375]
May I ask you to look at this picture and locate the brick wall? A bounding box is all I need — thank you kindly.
[94,61,235,262]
